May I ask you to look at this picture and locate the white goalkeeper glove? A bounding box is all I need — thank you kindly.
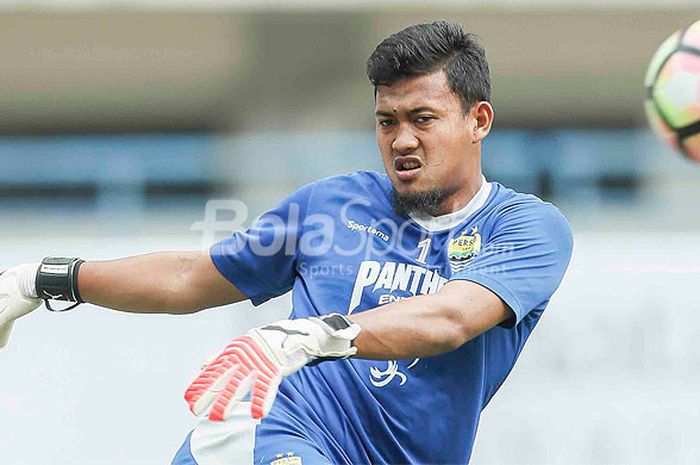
[0,264,41,348]
[185,313,361,421]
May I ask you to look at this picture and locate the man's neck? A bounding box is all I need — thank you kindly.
[434,174,484,217]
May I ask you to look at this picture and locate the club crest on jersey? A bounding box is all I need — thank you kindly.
[448,226,481,272]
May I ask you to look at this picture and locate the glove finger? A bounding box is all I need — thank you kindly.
[185,353,241,415]
[185,339,247,405]
[208,369,255,422]
[251,372,282,420]
[230,336,279,379]
[230,335,281,419]
[208,336,281,421]
[208,341,273,421]
[188,363,241,416]
[0,321,14,348]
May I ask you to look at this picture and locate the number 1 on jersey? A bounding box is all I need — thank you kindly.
[416,238,431,264]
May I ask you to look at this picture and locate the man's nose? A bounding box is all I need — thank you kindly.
[392,123,419,155]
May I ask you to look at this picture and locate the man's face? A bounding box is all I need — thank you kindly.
[375,70,481,216]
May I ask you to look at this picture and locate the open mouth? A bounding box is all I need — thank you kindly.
[394,156,423,181]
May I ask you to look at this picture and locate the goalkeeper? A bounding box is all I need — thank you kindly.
[0,21,573,465]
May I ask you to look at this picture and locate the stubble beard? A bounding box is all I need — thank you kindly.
[391,185,456,218]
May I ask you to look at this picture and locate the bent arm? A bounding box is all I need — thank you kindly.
[349,280,511,360]
[78,251,245,314]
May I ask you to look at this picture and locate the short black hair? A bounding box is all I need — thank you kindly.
[366,21,491,112]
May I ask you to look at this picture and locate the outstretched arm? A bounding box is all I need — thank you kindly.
[0,251,245,348]
[78,251,245,314]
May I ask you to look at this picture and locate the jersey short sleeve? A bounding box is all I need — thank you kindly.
[210,182,316,306]
[450,201,573,326]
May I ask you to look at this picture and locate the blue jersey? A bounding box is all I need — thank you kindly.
[193,171,572,465]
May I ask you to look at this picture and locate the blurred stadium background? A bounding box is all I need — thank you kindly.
[1,1,700,464]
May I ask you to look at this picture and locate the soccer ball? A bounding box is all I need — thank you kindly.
[645,20,700,162]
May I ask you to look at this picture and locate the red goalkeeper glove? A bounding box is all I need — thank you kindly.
[184,313,361,421]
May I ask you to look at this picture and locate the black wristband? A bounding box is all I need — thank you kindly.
[36,257,85,312]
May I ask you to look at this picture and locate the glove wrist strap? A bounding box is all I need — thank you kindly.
[306,313,361,366]
[317,313,361,342]
[36,257,85,312]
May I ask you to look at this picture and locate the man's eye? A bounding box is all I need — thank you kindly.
[378,120,394,127]
[416,116,433,124]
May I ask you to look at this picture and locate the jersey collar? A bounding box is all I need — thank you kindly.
[409,175,492,232]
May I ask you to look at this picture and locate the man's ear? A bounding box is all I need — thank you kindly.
[471,101,494,143]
